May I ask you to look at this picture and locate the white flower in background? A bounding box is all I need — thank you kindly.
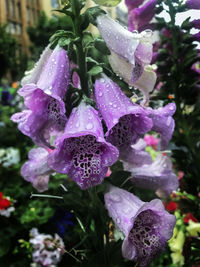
[30,228,65,267]
[0,147,20,167]
[0,206,15,217]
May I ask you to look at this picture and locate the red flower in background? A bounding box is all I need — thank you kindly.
[164,201,178,212]
[0,192,11,210]
[184,213,198,224]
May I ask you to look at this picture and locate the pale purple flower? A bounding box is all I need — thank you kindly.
[21,147,53,192]
[11,45,69,148]
[19,45,70,108]
[48,102,119,190]
[30,228,64,267]
[104,185,176,266]
[120,138,152,165]
[125,0,145,11]
[123,154,179,197]
[128,0,157,32]
[95,75,153,160]
[97,15,154,90]
[11,101,67,148]
[186,0,200,10]
[146,103,176,150]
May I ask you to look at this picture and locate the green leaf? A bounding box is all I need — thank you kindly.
[86,57,99,64]
[94,39,111,55]
[83,6,106,26]
[92,0,121,7]
[58,37,71,47]
[88,65,103,76]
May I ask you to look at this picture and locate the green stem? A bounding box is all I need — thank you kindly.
[71,0,89,97]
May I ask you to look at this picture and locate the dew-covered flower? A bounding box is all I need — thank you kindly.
[11,100,67,148]
[104,185,176,266]
[123,154,179,197]
[11,45,69,148]
[21,147,53,192]
[95,75,153,160]
[30,228,65,267]
[128,0,157,32]
[186,0,200,10]
[125,0,145,11]
[97,15,156,101]
[48,102,119,190]
[19,45,70,108]
[146,103,176,150]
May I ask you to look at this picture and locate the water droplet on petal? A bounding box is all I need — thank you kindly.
[98,91,103,97]
[86,123,93,130]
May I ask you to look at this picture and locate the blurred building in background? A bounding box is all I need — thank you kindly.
[0,0,43,55]
[0,0,62,55]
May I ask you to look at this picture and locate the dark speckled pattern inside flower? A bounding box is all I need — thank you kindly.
[64,135,106,185]
[107,115,139,148]
[129,210,164,266]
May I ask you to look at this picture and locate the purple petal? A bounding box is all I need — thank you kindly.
[125,0,145,10]
[95,75,153,159]
[97,15,140,65]
[48,102,119,190]
[124,154,179,197]
[104,185,144,236]
[186,0,200,10]
[21,148,52,192]
[128,0,157,32]
[147,103,176,150]
[21,45,52,86]
[19,46,70,107]
[121,138,153,165]
[11,105,67,148]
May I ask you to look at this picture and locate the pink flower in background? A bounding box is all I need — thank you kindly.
[178,171,184,180]
[144,134,159,150]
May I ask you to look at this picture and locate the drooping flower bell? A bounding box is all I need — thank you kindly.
[146,103,176,150]
[11,45,69,148]
[95,74,153,160]
[104,185,176,266]
[11,104,67,148]
[48,102,119,190]
[97,15,156,101]
[21,147,53,192]
[128,0,157,32]
[19,45,70,108]
[123,154,179,197]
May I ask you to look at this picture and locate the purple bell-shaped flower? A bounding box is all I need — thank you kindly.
[48,102,119,189]
[21,147,53,192]
[104,185,176,266]
[95,74,153,160]
[123,153,179,197]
